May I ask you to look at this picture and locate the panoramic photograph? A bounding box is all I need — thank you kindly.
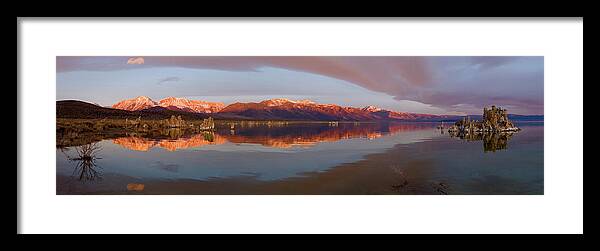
[55,56,544,195]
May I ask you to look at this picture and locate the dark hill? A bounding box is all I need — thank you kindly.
[56,100,211,120]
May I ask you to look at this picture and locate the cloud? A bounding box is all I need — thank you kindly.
[56,56,543,114]
[156,76,180,85]
[126,57,145,65]
[58,56,432,94]
[469,56,520,70]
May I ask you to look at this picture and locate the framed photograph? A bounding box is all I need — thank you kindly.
[54,56,544,195]
[17,18,583,234]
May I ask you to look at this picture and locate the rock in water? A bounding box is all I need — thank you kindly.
[448,105,521,133]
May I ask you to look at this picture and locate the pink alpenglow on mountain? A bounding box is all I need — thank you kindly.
[110,96,458,121]
[362,105,383,113]
[261,98,316,107]
[158,97,225,113]
[219,98,384,121]
[112,96,225,113]
[112,96,158,111]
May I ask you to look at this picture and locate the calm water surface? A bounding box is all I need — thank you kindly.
[56,122,543,194]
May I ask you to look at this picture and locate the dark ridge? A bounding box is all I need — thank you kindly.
[56,100,211,120]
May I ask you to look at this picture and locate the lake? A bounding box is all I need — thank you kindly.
[56,122,543,195]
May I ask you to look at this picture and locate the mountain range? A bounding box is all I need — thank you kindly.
[57,96,543,122]
[108,96,461,121]
[112,96,225,113]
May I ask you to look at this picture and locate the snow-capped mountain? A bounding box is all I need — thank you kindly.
[112,96,225,113]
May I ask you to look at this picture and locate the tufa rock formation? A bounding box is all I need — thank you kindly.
[165,115,186,128]
[448,105,520,133]
[163,115,215,130]
[199,117,215,130]
[447,106,520,152]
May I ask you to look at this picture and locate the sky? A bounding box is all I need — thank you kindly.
[56,56,543,115]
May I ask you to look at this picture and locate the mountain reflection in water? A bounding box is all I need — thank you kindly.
[112,123,433,151]
[56,122,543,194]
[113,132,225,151]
